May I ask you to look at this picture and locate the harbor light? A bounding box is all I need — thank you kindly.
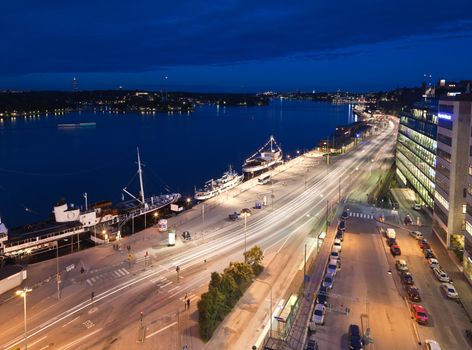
[186,197,191,203]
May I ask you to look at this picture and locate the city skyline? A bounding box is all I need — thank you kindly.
[1,0,472,91]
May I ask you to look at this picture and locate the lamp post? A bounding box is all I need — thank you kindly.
[56,241,60,300]
[255,279,273,338]
[241,208,252,260]
[16,287,32,350]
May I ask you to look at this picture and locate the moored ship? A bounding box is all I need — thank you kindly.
[242,135,283,178]
[194,166,243,201]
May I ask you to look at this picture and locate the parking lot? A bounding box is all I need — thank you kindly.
[311,203,471,349]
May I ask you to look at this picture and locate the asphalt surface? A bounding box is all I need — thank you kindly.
[0,120,396,350]
[313,201,471,350]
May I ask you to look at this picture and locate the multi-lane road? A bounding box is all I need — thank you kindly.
[0,118,397,350]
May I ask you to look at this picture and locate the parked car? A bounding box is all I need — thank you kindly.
[423,248,435,259]
[323,273,334,289]
[348,324,364,350]
[333,238,342,252]
[306,335,319,350]
[316,286,328,305]
[386,238,397,246]
[401,271,414,285]
[312,303,326,325]
[390,244,401,256]
[410,231,424,240]
[330,251,340,260]
[433,267,450,282]
[336,229,344,241]
[396,259,408,271]
[441,283,459,299]
[424,339,441,350]
[386,228,396,239]
[342,210,349,220]
[428,258,440,269]
[327,259,338,276]
[413,202,422,210]
[419,239,429,249]
[406,286,421,302]
[411,304,429,325]
[338,220,346,231]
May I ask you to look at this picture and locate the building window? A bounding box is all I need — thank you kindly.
[435,191,450,211]
[438,133,452,146]
[438,118,453,130]
[435,203,449,225]
[437,148,451,163]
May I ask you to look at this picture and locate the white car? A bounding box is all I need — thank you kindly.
[428,258,440,269]
[322,273,334,289]
[395,259,408,271]
[409,230,423,240]
[441,283,459,299]
[433,267,450,282]
[326,260,338,276]
[330,251,340,260]
[312,303,326,325]
[425,339,442,350]
[332,239,342,252]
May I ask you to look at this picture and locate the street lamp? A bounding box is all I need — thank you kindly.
[255,279,273,338]
[16,287,32,350]
[56,241,61,300]
[241,208,252,260]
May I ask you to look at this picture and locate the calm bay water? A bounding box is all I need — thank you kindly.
[0,100,354,227]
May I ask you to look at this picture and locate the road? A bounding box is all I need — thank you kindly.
[314,201,471,350]
[0,119,397,350]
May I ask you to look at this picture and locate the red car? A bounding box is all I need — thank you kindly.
[390,244,401,256]
[418,239,429,249]
[411,304,428,325]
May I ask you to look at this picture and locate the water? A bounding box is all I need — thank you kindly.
[0,99,354,227]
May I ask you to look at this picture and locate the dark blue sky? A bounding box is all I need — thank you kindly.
[1,1,471,92]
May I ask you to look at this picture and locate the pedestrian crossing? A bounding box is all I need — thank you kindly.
[85,267,130,286]
[348,212,374,220]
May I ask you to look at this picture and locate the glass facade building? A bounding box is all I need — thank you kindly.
[396,101,438,208]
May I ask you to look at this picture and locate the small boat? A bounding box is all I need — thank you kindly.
[58,122,96,128]
[242,136,283,177]
[195,166,243,201]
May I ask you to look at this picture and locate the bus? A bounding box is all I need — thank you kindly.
[258,173,271,185]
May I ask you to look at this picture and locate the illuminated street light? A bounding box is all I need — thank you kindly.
[16,287,32,350]
[241,208,252,259]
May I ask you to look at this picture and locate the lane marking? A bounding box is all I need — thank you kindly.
[146,322,178,339]
[168,285,181,293]
[159,281,173,289]
[57,328,102,350]
[28,335,47,348]
[62,316,80,328]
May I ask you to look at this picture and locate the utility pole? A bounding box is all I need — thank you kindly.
[56,241,61,300]
[303,244,307,289]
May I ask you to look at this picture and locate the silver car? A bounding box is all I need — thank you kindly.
[323,272,334,289]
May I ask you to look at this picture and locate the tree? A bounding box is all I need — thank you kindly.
[244,245,264,275]
[244,245,264,266]
[225,262,254,292]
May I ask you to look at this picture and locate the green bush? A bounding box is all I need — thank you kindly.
[197,246,264,341]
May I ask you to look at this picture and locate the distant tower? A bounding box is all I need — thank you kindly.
[72,77,78,92]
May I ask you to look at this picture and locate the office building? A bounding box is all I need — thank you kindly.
[396,101,438,208]
[433,97,471,251]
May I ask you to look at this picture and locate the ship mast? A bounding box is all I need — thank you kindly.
[137,147,145,204]
[122,147,146,205]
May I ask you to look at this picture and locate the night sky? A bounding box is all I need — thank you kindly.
[1,1,472,92]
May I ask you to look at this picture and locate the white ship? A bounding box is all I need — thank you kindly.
[242,136,283,176]
[194,167,243,201]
